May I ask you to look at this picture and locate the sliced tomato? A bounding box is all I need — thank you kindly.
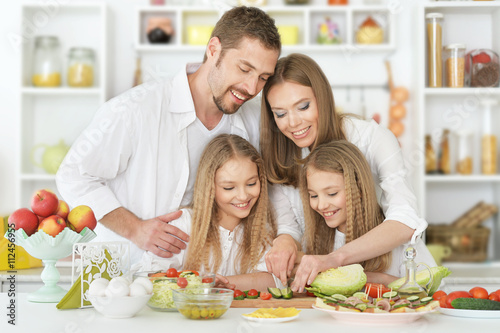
[150,272,167,278]
[364,283,390,299]
[234,289,245,300]
[166,268,178,278]
[260,292,272,300]
[202,277,213,284]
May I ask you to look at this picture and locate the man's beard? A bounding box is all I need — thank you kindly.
[213,94,239,115]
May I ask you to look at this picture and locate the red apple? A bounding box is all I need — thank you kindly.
[31,189,59,217]
[67,205,97,233]
[55,200,70,220]
[38,215,66,237]
[8,208,39,236]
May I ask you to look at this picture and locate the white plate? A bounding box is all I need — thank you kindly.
[312,305,437,325]
[439,307,500,319]
[242,314,299,323]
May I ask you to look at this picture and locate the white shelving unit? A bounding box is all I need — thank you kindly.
[417,1,500,267]
[134,5,395,53]
[17,2,107,206]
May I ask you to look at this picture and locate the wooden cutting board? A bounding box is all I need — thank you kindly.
[231,293,315,309]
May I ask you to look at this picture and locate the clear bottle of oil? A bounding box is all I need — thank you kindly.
[397,247,433,299]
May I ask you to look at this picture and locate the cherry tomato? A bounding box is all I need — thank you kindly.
[177,277,188,288]
[234,289,244,300]
[364,283,390,299]
[260,292,272,300]
[202,277,213,284]
[166,268,178,278]
[439,295,448,308]
[432,290,447,300]
[469,286,488,299]
[493,289,500,299]
[489,293,500,302]
[446,291,471,308]
[247,289,258,297]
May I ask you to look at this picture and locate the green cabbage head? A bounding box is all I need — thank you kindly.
[308,264,367,296]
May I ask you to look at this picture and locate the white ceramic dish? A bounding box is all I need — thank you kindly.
[312,305,437,325]
[439,307,500,319]
[242,314,300,323]
[88,294,152,319]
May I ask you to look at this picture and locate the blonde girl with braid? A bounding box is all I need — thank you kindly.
[294,140,436,286]
[135,134,278,291]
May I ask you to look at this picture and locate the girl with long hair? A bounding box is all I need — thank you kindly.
[136,134,277,290]
[296,140,435,287]
[260,53,429,291]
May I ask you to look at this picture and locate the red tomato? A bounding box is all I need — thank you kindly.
[493,289,500,299]
[234,290,244,299]
[177,277,188,288]
[433,290,447,300]
[247,289,258,297]
[202,277,213,284]
[166,268,178,278]
[260,292,272,300]
[489,293,500,302]
[446,291,471,308]
[364,283,390,299]
[439,295,448,308]
[469,287,488,299]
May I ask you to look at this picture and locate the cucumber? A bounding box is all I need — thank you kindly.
[421,297,433,304]
[281,287,293,299]
[382,291,398,299]
[393,303,411,309]
[267,287,282,298]
[355,303,367,311]
[407,295,420,302]
[451,298,500,310]
[331,294,347,301]
[353,292,369,300]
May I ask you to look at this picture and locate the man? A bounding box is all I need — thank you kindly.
[56,6,281,264]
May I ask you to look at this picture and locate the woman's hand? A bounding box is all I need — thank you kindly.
[265,234,298,286]
[290,254,337,292]
[214,274,235,290]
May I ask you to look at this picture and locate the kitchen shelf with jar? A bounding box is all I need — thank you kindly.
[134,5,395,53]
[17,2,108,207]
[417,1,500,266]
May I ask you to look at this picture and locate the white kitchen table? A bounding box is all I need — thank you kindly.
[1,293,498,333]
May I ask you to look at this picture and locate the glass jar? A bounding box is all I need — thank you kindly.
[426,13,444,88]
[455,130,474,175]
[425,134,437,174]
[480,99,498,175]
[438,129,451,174]
[444,44,466,88]
[466,49,500,87]
[67,47,95,87]
[32,36,62,87]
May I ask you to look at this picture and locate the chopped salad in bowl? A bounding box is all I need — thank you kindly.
[133,269,215,311]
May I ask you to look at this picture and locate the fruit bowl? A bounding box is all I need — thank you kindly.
[134,270,216,311]
[88,294,152,319]
[6,227,96,302]
[172,287,234,320]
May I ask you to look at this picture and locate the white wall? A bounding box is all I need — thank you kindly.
[0,0,419,215]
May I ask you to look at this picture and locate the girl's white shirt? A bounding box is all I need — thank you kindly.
[132,208,268,275]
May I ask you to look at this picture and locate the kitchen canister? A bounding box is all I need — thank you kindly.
[426,13,444,88]
[67,47,95,87]
[32,36,62,87]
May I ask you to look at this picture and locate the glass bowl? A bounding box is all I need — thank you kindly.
[133,271,215,311]
[172,287,234,320]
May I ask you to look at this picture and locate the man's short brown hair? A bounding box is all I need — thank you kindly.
[203,6,281,62]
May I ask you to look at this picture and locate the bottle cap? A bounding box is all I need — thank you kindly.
[425,13,444,19]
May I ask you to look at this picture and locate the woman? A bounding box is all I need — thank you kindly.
[260,53,427,291]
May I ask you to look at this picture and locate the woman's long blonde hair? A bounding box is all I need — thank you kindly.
[184,134,277,274]
[300,140,391,272]
[260,53,347,187]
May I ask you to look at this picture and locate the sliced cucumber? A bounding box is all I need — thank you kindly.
[331,294,347,301]
[406,295,420,302]
[393,303,411,309]
[355,303,367,311]
[281,287,293,299]
[420,296,433,304]
[382,291,398,299]
[267,287,282,298]
[352,292,369,300]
